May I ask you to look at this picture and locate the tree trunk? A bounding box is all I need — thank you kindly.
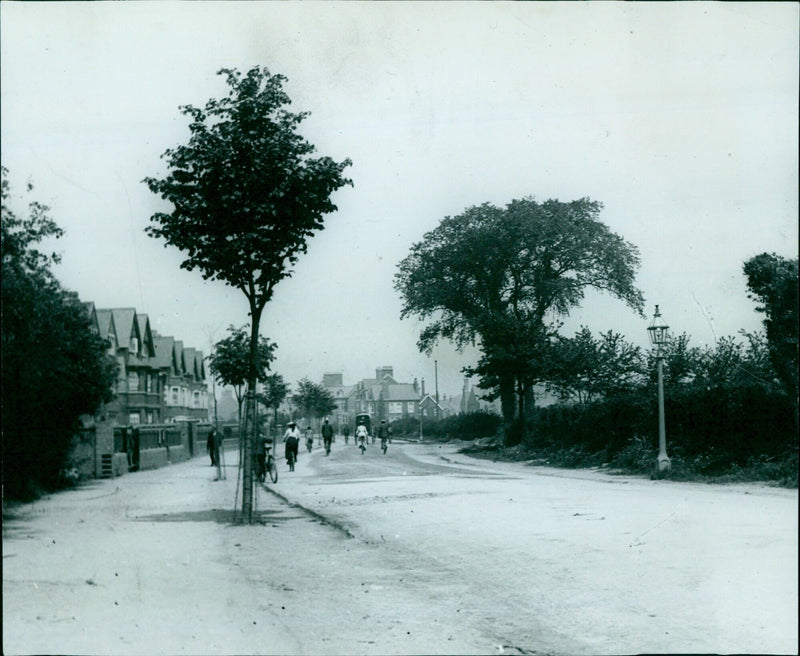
[240,304,264,524]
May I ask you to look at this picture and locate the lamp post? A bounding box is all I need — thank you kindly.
[647,305,671,473]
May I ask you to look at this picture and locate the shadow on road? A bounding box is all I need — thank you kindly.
[131,508,302,526]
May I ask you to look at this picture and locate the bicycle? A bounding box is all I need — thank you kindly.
[265,445,278,483]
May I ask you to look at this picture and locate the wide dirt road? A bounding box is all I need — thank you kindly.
[273,437,798,655]
[3,438,797,655]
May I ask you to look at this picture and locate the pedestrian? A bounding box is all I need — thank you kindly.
[321,418,334,456]
[207,428,217,466]
[254,432,267,482]
[378,420,390,454]
[283,421,300,471]
[343,425,350,444]
[213,429,224,480]
[305,425,314,453]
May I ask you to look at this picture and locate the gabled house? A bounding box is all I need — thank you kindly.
[350,366,421,424]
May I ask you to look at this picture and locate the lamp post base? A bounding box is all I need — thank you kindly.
[656,454,671,473]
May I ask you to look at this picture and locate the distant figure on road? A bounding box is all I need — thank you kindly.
[342,425,350,444]
[355,421,368,454]
[378,420,391,454]
[321,419,334,456]
[283,421,300,471]
[305,426,314,453]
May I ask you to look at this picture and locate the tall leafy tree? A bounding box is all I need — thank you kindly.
[144,67,352,521]
[743,253,798,417]
[395,197,644,444]
[207,325,276,424]
[2,168,117,499]
[291,378,337,427]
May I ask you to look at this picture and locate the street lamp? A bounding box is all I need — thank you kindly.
[647,305,671,473]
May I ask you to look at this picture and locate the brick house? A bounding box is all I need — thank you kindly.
[87,306,208,426]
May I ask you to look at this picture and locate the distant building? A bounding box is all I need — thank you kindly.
[322,366,421,429]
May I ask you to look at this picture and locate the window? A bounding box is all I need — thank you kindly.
[128,372,139,391]
[129,413,140,425]
[192,390,200,408]
[171,387,179,404]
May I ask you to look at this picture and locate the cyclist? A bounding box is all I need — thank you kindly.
[283,421,300,471]
[355,420,369,454]
[377,420,390,455]
[321,418,334,456]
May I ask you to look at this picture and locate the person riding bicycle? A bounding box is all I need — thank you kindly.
[321,418,334,456]
[355,420,369,454]
[283,421,300,471]
[377,420,391,454]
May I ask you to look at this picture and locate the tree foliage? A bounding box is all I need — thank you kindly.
[143,66,351,520]
[291,378,337,424]
[207,324,276,417]
[544,327,644,404]
[2,168,118,499]
[395,197,644,442]
[743,253,798,407]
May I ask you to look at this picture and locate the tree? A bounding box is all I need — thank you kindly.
[743,253,798,416]
[544,327,644,405]
[2,168,117,499]
[144,67,352,521]
[395,197,644,444]
[291,378,337,427]
[257,373,290,435]
[207,324,276,424]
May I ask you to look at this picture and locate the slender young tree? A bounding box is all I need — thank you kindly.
[144,67,352,521]
[208,325,276,425]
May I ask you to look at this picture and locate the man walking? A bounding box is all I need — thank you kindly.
[321,418,334,455]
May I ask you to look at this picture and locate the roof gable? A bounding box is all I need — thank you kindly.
[95,309,119,350]
[152,335,175,369]
[135,313,156,358]
[110,308,139,348]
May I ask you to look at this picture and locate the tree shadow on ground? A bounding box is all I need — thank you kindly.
[131,508,302,525]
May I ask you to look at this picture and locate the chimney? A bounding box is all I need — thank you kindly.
[421,377,426,396]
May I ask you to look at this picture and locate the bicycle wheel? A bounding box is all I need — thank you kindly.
[267,456,278,483]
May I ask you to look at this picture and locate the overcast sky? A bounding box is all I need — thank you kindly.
[2,2,797,398]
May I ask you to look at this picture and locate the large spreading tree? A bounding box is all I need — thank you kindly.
[395,197,644,444]
[144,67,352,521]
[2,168,117,499]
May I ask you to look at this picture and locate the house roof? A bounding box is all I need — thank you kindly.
[376,383,420,402]
[152,335,175,370]
[95,309,117,346]
[135,313,155,358]
[194,350,205,380]
[109,308,138,346]
[182,347,197,379]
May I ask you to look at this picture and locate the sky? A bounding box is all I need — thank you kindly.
[2,2,798,399]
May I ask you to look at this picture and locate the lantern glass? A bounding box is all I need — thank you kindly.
[647,305,669,347]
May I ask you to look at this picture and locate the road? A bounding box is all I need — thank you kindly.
[3,438,797,655]
[274,437,798,655]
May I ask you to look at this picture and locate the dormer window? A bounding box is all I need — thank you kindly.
[130,337,139,354]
